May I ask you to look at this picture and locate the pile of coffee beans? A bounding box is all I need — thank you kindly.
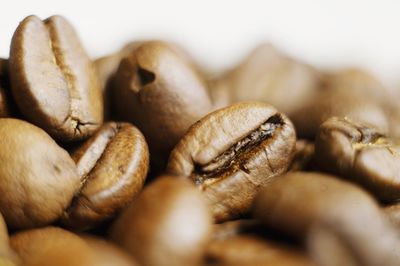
[0,15,400,266]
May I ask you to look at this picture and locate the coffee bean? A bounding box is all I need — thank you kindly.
[315,117,400,202]
[209,43,321,115]
[0,118,80,229]
[291,69,389,138]
[112,41,212,165]
[109,175,212,266]
[9,15,103,142]
[253,172,400,265]
[167,102,296,222]
[61,122,149,230]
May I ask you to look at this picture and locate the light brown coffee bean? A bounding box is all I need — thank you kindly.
[167,102,296,222]
[9,15,103,141]
[209,43,320,114]
[253,172,400,266]
[0,118,80,229]
[112,41,212,163]
[10,227,97,266]
[315,117,400,202]
[109,175,212,266]
[61,122,149,229]
[291,69,389,138]
[82,235,138,266]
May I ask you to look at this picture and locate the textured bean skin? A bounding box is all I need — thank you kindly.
[9,15,103,141]
[168,102,296,222]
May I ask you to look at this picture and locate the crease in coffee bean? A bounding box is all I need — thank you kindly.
[66,124,121,216]
[192,114,284,186]
[45,19,98,135]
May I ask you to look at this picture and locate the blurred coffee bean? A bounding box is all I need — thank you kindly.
[10,227,99,266]
[253,172,400,266]
[291,68,389,138]
[384,203,400,230]
[315,117,400,202]
[82,235,138,266]
[61,122,149,230]
[167,102,296,222]
[289,140,315,171]
[209,43,320,114]
[9,15,103,141]
[109,176,212,266]
[112,41,212,168]
[0,118,80,229]
[0,213,19,266]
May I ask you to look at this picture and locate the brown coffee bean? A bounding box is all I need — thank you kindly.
[0,213,19,266]
[167,102,296,222]
[315,117,400,201]
[112,41,212,162]
[61,122,149,230]
[291,69,389,138]
[253,172,400,266]
[82,235,138,266]
[109,175,212,266]
[9,15,103,142]
[0,118,80,229]
[10,227,98,266]
[209,43,320,114]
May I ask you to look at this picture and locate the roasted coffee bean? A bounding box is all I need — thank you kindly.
[0,213,19,266]
[61,122,149,229]
[291,69,389,138]
[0,118,80,229]
[110,176,212,266]
[315,117,400,202]
[82,235,138,266]
[10,227,99,266]
[9,15,103,141]
[253,172,400,266]
[289,139,315,171]
[167,102,296,222]
[209,43,320,114]
[384,203,400,230]
[112,41,212,163]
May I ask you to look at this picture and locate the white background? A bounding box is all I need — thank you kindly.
[1,0,400,86]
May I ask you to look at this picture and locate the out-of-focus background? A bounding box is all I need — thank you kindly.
[1,0,400,86]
